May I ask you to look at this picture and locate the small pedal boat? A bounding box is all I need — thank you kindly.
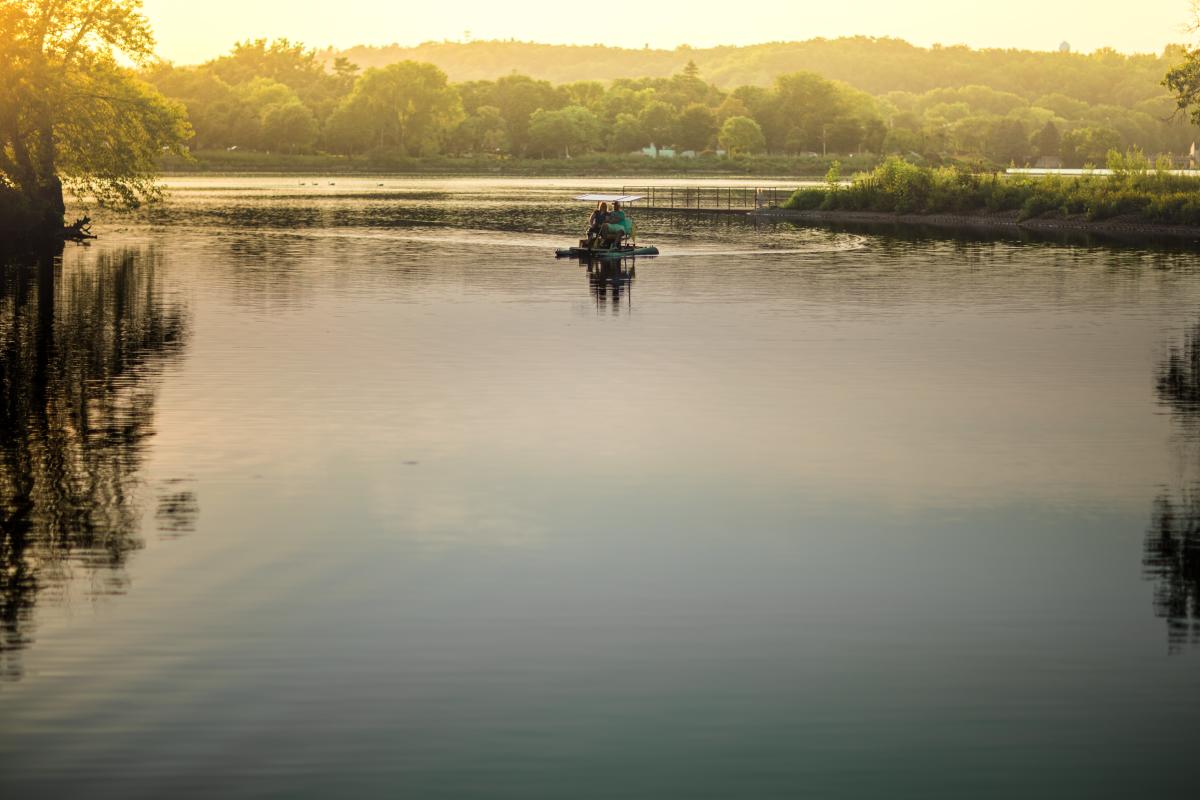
[556,193,659,259]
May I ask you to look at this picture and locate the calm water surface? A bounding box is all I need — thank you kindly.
[1,177,1199,798]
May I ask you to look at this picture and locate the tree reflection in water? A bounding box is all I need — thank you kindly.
[0,247,190,680]
[1149,321,1200,651]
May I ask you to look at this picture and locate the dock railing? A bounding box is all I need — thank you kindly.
[621,186,794,211]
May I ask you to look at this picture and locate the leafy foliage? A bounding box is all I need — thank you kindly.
[325,61,462,156]
[0,0,191,218]
[784,154,1200,225]
[719,116,766,155]
[139,35,1200,168]
[526,106,600,157]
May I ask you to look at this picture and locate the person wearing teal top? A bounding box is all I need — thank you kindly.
[600,201,633,245]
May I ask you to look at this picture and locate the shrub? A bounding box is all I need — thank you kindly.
[782,156,1200,227]
[786,188,826,210]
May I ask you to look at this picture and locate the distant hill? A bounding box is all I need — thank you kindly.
[324,37,1181,105]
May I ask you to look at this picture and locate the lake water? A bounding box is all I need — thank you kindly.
[1,177,1199,798]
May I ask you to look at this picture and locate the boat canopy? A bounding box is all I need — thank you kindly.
[574,194,645,203]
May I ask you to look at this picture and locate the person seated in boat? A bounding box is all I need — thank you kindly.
[599,201,633,246]
[586,202,609,239]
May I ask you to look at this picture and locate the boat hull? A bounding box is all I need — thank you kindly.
[555,245,659,259]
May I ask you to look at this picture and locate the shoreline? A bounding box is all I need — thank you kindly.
[755,208,1200,243]
[157,151,877,179]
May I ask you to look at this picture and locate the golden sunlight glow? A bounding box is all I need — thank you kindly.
[142,0,1193,64]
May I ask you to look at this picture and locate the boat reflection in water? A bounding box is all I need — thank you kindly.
[582,258,636,313]
[0,246,192,681]
[1147,319,1200,652]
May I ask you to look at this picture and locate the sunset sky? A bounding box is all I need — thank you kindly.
[142,0,1196,64]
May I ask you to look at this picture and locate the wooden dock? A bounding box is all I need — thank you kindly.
[622,186,793,212]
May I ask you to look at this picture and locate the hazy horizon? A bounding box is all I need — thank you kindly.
[143,0,1196,65]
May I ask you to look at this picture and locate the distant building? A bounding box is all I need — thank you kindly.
[641,144,676,159]
[1059,41,1071,54]
[1035,155,1064,169]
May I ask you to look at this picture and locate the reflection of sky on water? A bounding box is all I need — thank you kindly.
[2,180,1200,797]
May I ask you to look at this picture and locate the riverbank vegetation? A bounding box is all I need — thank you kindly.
[147,44,885,162]
[0,1,190,244]
[142,37,1200,175]
[785,151,1200,226]
[159,149,879,177]
[9,3,1200,243]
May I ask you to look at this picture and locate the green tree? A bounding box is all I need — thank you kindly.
[639,100,677,146]
[985,118,1030,164]
[718,116,765,155]
[891,110,923,131]
[206,38,345,121]
[145,64,249,150]
[860,118,888,153]
[1165,45,1200,126]
[1034,93,1090,120]
[490,74,567,155]
[950,115,995,155]
[327,61,463,155]
[756,72,843,152]
[455,79,498,116]
[331,56,360,93]
[261,101,318,153]
[883,127,922,155]
[608,113,649,153]
[238,76,297,110]
[663,60,715,108]
[0,0,191,227]
[448,105,509,155]
[234,77,300,148]
[1033,120,1062,158]
[1061,126,1122,167]
[526,105,601,157]
[322,101,371,155]
[593,86,650,124]
[563,80,606,109]
[675,103,717,151]
[826,118,865,153]
[715,96,749,122]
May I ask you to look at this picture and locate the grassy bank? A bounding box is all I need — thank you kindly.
[160,149,880,178]
[785,154,1200,227]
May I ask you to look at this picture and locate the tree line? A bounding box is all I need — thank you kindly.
[9,1,1200,242]
[145,38,1200,167]
[330,37,1184,103]
[146,43,882,159]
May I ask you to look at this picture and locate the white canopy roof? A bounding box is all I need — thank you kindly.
[574,194,644,203]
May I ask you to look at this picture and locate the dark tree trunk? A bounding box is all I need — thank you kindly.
[36,106,62,223]
[38,176,65,231]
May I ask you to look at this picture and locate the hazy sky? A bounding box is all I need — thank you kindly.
[143,0,1196,64]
